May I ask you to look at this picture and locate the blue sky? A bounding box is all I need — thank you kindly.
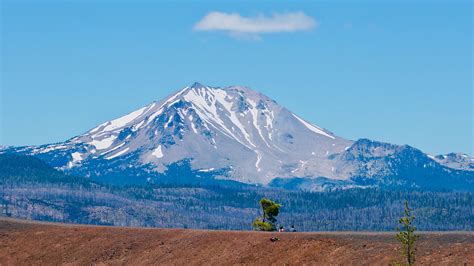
[1,0,472,155]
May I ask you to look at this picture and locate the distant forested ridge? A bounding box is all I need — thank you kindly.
[1,154,473,231]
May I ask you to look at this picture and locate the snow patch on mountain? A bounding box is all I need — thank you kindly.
[291,114,334,139]
[102,106,148,132]
[152,146,164,158]
[90,135,117,150]
[106,147,129,160]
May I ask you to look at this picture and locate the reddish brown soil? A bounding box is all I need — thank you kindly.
[0,218,472,265]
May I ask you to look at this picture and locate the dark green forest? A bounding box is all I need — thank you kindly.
[1,154,473,231]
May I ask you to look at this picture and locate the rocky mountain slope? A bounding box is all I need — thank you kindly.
[2,83,472,190]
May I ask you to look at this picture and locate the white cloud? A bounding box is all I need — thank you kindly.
[194,11,318,39]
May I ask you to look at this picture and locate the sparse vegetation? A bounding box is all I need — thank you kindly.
[1,219,473,265]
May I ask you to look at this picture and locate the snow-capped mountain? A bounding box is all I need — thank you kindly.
[430,153,473,171]
[3,82,473,190]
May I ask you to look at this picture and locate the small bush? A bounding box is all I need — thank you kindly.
[252,219,275,231]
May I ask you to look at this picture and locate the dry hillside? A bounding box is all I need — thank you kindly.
[0,218,472,265]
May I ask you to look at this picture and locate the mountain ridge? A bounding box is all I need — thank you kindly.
[2,82,473,190]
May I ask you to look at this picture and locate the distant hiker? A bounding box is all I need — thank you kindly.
[289,225,296,232]
[278,226,285,232]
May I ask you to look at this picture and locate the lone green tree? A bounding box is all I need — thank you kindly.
[253,198,281,231]
[396,201,419,266]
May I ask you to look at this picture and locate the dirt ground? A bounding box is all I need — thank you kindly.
[0,218,472,265]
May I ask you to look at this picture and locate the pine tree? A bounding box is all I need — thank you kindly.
[396,201,419,266]
[253,198,281,231]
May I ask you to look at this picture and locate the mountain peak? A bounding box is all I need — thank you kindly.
[190,82,207,89]
[15,82,355,183]
[5,82,473,190]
